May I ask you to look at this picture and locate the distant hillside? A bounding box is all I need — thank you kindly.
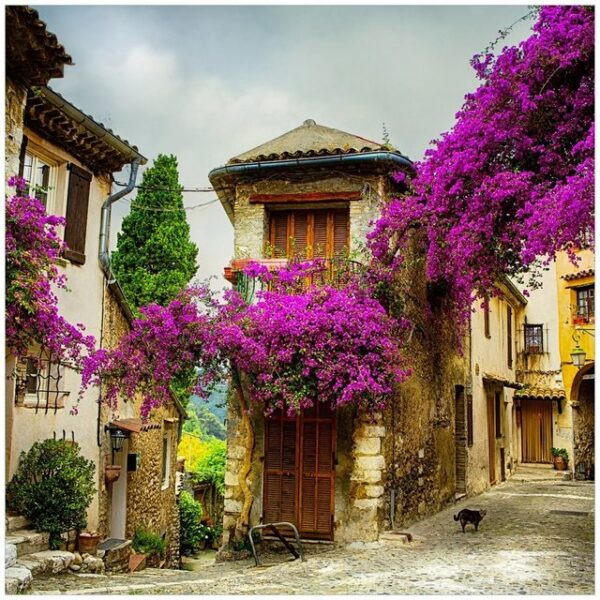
[189,383,227,423]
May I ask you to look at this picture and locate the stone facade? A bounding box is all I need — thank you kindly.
[217,153,468,546]
[97,286,182,568]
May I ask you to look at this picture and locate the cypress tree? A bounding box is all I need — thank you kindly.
[112,154,198,311]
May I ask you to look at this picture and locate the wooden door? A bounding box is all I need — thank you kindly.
[454,386,467,494]
[521,400,553,463]
[263,402,336,540]
[487,396,496,484]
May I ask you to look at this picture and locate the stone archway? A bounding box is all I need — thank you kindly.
[571,363,594,481]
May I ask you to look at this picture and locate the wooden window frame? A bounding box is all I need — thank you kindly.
[466,394,474,447]
[575,285,595,322]
[21,146,59,214]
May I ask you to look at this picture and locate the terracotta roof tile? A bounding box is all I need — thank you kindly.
[562,268,594,281]
[514,386,566,401]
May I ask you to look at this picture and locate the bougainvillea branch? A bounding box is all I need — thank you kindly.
[6,177,95,363]
[368,6,594,326]
[82,263,411,419]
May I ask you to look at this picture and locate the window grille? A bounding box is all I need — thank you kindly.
[524,324,544,354]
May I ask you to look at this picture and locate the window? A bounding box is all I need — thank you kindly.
[25,357,41,395]
[21,149,57,211]
[524,324,544,354]
[161,435,171,489]
[507,306,513,369]
[483,297,491,338]
[495,392,502,438]
[268,208,349,259]
[575,285,594,322]
[15,355,68,411]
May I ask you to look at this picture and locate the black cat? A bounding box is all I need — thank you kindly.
[453,508,486,533]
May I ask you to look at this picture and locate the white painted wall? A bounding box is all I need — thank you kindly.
[6,129,110,531]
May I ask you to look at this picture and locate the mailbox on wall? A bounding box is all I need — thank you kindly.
[127,453,140,472]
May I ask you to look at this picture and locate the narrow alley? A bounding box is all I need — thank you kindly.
[29,475,594,595]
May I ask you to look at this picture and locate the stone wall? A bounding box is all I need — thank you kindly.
[5,77,26,178]
[573,378,594,480]
[98,286,181,568]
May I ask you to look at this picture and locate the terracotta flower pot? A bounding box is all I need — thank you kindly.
[553,457,568,471]
[78,532,101,555]
[105,464,121,485]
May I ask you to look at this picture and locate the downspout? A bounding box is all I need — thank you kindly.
[98,159,141,322]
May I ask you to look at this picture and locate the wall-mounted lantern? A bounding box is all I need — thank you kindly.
[105,425,127,453]
[570,332,587,369]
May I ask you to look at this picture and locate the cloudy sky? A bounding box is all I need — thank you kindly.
[34,4,533,284]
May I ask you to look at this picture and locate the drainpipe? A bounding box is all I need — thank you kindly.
[98,159,141,322]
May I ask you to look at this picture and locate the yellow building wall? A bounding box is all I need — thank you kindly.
[556,248,595,401]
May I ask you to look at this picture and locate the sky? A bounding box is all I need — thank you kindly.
[34,4,534,284]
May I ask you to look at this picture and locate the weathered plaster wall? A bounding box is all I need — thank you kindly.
[573,378,594,480]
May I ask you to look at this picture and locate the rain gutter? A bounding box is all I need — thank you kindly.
[98,158,142,323]
[209,151,414,222]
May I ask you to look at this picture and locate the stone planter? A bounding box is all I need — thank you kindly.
[78,532,101,555]
[105,464,121,485]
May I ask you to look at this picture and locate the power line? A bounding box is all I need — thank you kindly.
[115,198,220,213]
[113,180,215,193]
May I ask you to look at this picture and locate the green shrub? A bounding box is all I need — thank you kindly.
[132,527,167,557]
[191,437,226,493]
[179,490,210,556]
[6,439,95,549]
[552,447,569,460]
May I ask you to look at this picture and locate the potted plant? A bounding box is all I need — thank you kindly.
[552,447,569,470]
[78,531,101,555]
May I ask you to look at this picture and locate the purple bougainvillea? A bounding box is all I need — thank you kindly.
[6,177,95,363]
[369,5,594,327]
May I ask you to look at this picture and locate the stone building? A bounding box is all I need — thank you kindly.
[5,5,183,570]
[555,248,595,480]
[209,119,468,545]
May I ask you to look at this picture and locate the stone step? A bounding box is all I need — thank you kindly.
[5,566,33,595]
[5,528,51,557]
[15,550,75,577]
[6,543,18,568]
[6,514,31,532]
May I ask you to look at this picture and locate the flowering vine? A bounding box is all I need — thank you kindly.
[368,5,594,327]
[6,177,95,363]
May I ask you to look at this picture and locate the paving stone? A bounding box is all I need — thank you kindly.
[28,479,594,595]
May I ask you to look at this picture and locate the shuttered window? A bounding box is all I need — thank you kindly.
[63,164,92,265]
[263,401,336,540]
[507,306,513,369]
[268,209,349,259]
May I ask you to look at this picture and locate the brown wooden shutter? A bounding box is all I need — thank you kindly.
[270,213,289,258]
[18,135,28,177]
[292,212,309,258]
[64,164,92,265]
[312,212,328,258]
[332,210,349,256]
[483,297,491,338]
[507,306,513,368]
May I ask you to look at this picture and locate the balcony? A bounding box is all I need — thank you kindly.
[223,257,364,303]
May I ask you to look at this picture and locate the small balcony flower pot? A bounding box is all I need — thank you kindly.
[78,531,101,555]
[105,464,122,486]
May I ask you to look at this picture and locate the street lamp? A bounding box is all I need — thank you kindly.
[105,425,127,452]
[570,333,587,369]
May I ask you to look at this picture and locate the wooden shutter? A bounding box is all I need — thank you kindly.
[64,164,92,265]
[270,212,289,258]
[332,210,349,256]
[507,306,513,368]
[495,392,502,438]
[312,212,328,258]
[263,412,298,527]
[292,212,309,259]
[299,401,335,539]
[18,135,28,177]
[483,297,491,338]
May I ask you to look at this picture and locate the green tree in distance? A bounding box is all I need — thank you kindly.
[112,154,198,311]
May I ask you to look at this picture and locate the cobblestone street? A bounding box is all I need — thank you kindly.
[29,477,594,595]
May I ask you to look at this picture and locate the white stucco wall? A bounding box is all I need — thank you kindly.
[6,129,110,531]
